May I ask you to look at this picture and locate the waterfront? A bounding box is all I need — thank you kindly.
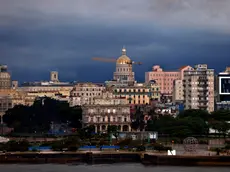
[0,164,229,172]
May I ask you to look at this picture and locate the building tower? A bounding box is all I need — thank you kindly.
[183,64,214,112]
[50,71,59,82]
[0,65,11,90]
[113,48,135,84]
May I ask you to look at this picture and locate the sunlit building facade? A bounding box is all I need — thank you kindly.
[82,90,131,133]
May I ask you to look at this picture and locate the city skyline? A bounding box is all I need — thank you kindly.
[1,0,230,83]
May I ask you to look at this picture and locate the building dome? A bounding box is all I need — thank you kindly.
[116,48,131,64]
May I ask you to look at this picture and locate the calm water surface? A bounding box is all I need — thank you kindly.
[0,164,229,172]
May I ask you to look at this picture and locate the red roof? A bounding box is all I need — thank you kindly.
[179,65,188,70]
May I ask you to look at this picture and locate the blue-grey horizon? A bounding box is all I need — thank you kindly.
[0,0,230,83]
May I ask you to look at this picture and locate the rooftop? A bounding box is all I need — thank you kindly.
[21,81,75,87]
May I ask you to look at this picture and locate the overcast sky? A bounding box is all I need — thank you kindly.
[1,0,230,83]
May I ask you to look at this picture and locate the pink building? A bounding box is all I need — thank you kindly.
[145,65,192,95]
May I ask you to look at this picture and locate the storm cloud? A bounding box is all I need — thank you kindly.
[0,0,230,83]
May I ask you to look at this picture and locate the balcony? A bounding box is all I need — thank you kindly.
[198,99,208,103]
[85,121,131,125]
[198,104,208,108]
[198,83,208,87]
[198,94,208,98]
[198,77,208,82]
[198,89,208,93]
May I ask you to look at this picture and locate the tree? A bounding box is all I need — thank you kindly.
[3,97,82,134]
[146,111,209,139]
[211,110,230,121]
[146,115,175,134]
[209,120,230,138]
[3,140,30,152]
[131,107,145,131]
[177,109,210,121]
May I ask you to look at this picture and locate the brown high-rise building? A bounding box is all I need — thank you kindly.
[183,64,215,112]
[0,65,11,90]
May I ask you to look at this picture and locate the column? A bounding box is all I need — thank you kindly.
[128,125,131,132]
[95,125,97,133]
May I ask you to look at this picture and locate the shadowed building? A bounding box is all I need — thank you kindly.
[0,95,13,124]
[19,71,74,105]
[216,67,230,110]
[0,65,11,90]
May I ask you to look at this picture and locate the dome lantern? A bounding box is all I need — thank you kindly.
[116,47,131,64]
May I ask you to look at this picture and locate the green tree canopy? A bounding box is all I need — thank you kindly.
[211,110,230,121]
[3,97,82,133]
[177,109,210,121]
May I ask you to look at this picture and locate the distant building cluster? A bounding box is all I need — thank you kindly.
[0,48,229,132]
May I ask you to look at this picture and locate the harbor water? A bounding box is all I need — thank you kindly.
[0,164,229,172]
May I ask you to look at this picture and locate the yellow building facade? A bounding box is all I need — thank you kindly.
[112,82,160,105]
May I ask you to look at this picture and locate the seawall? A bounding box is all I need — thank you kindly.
[1,152,230,166]
[142,154,230,166]
[0,152,140,164]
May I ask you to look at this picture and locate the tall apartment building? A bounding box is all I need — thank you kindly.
[69,83,105,106]
[216,67,230,110]
[0,65,11,90]
[172,66,194,103]
[183,64,214,112]
[172,80,184,103]
[145,65,192,98]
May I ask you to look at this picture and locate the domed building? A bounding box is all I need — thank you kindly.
[113,48,135,84]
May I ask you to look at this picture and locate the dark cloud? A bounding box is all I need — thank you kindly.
[0,0,230,83]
